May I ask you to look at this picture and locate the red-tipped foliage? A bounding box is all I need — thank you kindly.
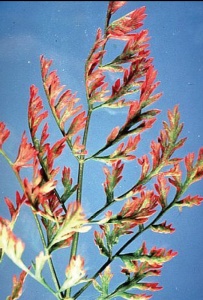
[0,3,203,300]
[107,7,147,38]
[0,122,10,148]
[107,1,127,15]
[13,132,37,173]
[28,85,48,137]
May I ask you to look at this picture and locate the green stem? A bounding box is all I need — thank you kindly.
[33,214,62,295]
[66,6,110,292]
[66,109,92,298]
[88,201,114,222]
[0,148,13,165]
[67,4,119,298]
[25,267,61,299]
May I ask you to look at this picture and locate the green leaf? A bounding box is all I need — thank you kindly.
[61,167,78,203]
[94,230,110,257]
[119,242,177,265]
[93,266,113,298]
[61,184,78,203]
[103,160,124,203]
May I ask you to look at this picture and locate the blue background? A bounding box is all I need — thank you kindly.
[0,1,203,299]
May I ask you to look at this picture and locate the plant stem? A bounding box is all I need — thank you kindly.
[66,109,92,298]
[25,267,62,299]
[33,214,62,295]
[88,159,168,223]
[67,4,121,298]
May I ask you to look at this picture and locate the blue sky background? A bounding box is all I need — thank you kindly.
[0,1,203,299]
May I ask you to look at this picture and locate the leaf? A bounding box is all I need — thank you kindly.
[140,66,162,108]
[56,90,82,131]
[103,160,124,203]
[0,122,10,148]
[48,202,91,251]
[96,135,141,163]
[67,111,87,138]
[13,132,37,173]
[109,135,141,162]
[94,230,110,257]
[93,266,113,298]
[71,135,87,156]
[61,166,78,203]
[168,163,182,192]
[0,218,26,271]
[119,242,177,265]
[28,85,48,137]
[60,255,88,291]
[108,1,127,15]
[151,221,175,234]
[5,192,26,226]
[110,30,150,65]
[100,64,125,73]
[6,270,28,300]
[44,70,65,107]
[112,191,158,226]
[33,251,50,280]
[106,126,120,144]
[138,155,150,180]
[184,148,203,184]
[107,7,147,38]
[175,195,203,208]
[154,174,170,209]
[119,292,152,300]
[40,55,53,80]
[150,141,161,170]
[133,282,162,291]
[41,56,87,142]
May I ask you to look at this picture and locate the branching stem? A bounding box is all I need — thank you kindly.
[73,188,184,299]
